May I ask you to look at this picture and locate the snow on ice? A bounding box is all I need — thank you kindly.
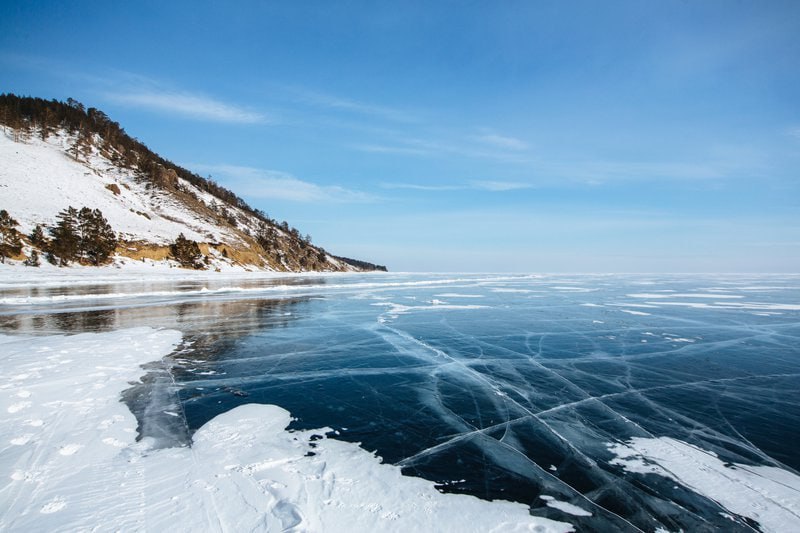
[608,437,800,533]
[0,327,572,532]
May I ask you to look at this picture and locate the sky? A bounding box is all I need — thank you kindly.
[1,0,799,272]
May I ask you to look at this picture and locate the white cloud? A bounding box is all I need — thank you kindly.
[473,133,528,151]
[351,144,431,156]
[0,57,267,124]
[190,164,374,203]
[381,183,462,191]
[351,137,532,163]
[471,180,533,191]
[107,90,266,124]
[282,86,417,123]
[381,181,533,192]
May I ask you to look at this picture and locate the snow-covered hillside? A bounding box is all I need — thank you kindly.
[0,102,384,274]
[1,130,234,244]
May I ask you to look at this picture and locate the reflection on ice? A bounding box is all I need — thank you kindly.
[1,272,799,531]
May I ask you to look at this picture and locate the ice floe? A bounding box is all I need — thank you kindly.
[539,495,592,517]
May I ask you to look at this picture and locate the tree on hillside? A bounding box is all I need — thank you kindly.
[48,206,80,266]
[255,223,277,253]
[170,233,204,269]
[0,209,23,263]
[29,224,46,247]
[39,108,53,141]
[23,250,40,267]
[71,127,92,161]
[77,207,117,265]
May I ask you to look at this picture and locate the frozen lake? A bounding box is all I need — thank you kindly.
[2,272,800,531]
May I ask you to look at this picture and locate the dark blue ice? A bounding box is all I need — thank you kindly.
[2,273,799,531]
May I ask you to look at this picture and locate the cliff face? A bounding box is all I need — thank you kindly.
[0,95,386,273]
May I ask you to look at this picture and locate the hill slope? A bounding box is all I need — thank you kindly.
[0,94,386,272]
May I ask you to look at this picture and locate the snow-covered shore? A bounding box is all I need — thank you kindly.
[0,327,572,532]
[0,260,371,288]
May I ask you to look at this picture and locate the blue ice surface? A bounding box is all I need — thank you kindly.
[2,273,799,531]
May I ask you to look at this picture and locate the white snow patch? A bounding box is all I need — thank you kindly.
[372,301,489,317]
[10,435,33,446]
[608,437,800,533]
[627,293,745,299]
[490,288,533,294]
[649,301,800,311]
[7,401,32,413]
[101,437,126,448]
[40,498,67,514]
[550,286,596,292]
[539,495,592,517]
[58,444,83,456]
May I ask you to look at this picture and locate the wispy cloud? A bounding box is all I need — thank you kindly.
[472,133,528,151]
[0,55,268,124]
[351,143,431,156]
[381,183,463,191]
[190,164,374,203]
[382,180,533,192]
[471,180,533,191]
[278,85,418,123]
[106,90,266,124]
[352,136,533,163]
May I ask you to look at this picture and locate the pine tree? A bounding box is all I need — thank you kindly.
[49,206,80,266]
[39,108,52,141]
[170,233,204,269]
[23,250,40,267]
[0,209,22,263]
[29,224,46,247]
[255,224,280,258]
[71,127,92,161]
[77,207,117,265]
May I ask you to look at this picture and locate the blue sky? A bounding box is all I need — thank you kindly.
[2,1,799,272]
